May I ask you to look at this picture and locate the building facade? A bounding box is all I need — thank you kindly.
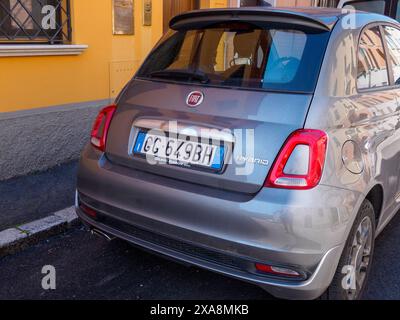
[0,0,233,180]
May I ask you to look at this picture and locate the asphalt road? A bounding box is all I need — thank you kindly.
[0,161,78,230]
[1,211,400,300]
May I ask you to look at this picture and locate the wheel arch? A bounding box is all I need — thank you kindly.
[365,184,384,225]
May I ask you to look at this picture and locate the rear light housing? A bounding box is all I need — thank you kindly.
[90,104,117,152]
[265,129,328,190]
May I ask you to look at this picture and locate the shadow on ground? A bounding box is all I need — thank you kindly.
[0,160,78,230]
[0,226,273,300]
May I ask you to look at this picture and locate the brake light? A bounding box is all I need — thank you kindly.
[265,129,328,190]
[90,105,117,152]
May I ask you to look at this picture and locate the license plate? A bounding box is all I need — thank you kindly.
[133,131,224,170]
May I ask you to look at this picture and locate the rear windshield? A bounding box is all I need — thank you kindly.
[136,23,330,93]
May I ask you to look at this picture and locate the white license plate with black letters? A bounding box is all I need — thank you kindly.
[133,131,224,170]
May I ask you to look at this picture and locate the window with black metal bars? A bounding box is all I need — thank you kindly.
[0,0,71,44]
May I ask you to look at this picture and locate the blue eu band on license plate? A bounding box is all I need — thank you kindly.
[133,131,224,171]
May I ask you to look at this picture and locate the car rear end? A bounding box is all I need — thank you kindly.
[76,8,356,299]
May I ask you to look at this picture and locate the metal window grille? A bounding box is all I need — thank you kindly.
[0,0,71,44]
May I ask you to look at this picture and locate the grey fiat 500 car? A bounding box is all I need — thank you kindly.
[76,7,400,300]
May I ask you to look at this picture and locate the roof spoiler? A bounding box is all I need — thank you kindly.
[170,8,337,32]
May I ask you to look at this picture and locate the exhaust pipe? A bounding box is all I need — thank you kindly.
[91,228,115,242]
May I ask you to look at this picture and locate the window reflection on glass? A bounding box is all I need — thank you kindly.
[343,0,386,15]
[357,26,389,90]
[137,23,330,92]
[396,0,400,22]
[264,30,306,84]
[384,26,400,85]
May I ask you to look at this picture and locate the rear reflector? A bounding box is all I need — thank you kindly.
[90,104,117,152]
[80,204,98,219]
[255,263,301,278]
[265,129,327,190]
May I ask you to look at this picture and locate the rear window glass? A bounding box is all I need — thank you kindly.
[136,23,330,93]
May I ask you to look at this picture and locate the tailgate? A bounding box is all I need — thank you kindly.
[106,80,312,194]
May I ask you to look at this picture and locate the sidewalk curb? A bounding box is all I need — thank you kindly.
[0,207,79,258]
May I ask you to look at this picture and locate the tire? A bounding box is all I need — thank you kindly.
[321,199,376,300]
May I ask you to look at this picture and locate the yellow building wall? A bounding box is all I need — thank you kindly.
[110,0,164,97]
[0,0,228,113]
[0,0,164,113]
[200,0,230,7]
[210,0,230,7]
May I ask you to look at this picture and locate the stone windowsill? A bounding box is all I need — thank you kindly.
[0,44,88,57]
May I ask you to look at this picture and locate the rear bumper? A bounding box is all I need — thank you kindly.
[76,146,363,300]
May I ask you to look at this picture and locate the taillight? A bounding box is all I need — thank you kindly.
[265,129,328,190]
[90,104,117,152]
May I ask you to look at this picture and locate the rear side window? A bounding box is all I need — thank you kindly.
[343,0,386,15]
[357,26,389,90]
[383,25,400,85]
[137,23,330,93]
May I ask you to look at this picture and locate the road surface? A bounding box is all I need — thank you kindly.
[1,212,400,299]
